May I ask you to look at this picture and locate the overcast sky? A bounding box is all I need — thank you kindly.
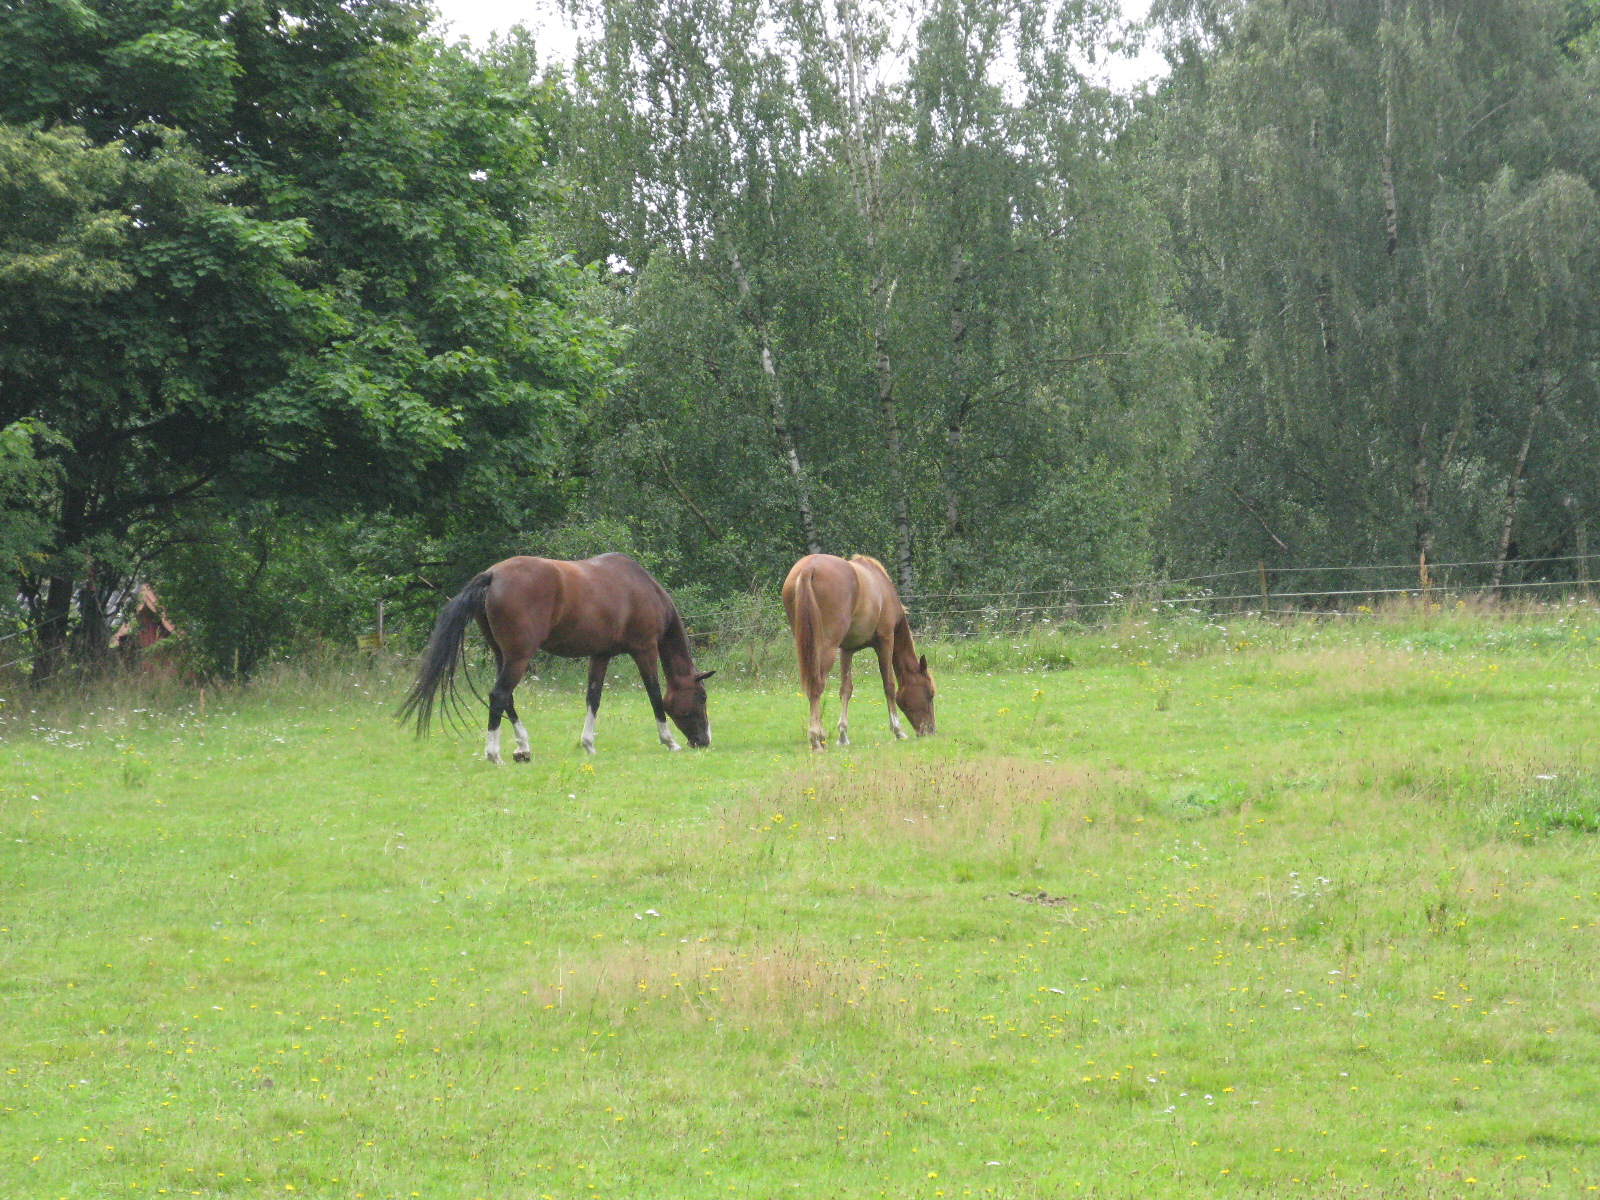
[427,0,1169,92]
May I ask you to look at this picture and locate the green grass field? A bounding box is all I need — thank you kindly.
[3,611,1599,1198]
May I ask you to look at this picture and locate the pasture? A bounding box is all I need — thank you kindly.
[2,611,1599,1198]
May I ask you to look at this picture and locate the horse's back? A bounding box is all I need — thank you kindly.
[783,553,897,651]
[784,554,853,615]
[484,553,672,658]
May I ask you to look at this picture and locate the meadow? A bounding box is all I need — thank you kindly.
[2,607,1599,1199]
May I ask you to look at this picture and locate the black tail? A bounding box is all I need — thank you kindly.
[398,572,493,735]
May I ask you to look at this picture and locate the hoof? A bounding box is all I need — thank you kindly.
[485,753,503,765]
[837,732,850,746]
[512,750,531,763]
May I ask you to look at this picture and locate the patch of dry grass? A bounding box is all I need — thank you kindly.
[520,941,894,1029]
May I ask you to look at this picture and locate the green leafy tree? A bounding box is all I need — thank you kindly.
[1152,0,1600,581]
[898,0,1214,592]
[558,0,1211,605]
[563,0,838,557]
[0,420,58,590]
[0,3,616,677]
[0,121,324,675]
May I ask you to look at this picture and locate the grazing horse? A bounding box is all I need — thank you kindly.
[782,553,935,750]
[400,553,714,760]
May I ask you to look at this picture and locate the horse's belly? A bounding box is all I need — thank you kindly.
[539,604,644,658]
[839,617,881,653]
[538,630,599,658]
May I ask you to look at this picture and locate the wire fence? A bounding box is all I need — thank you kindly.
[672,551,1600,645]
[0,613,72,674]
[6,551,1600,676]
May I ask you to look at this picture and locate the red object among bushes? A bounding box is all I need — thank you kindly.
[112,584,176,649]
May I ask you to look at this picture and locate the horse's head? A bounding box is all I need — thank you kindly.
[666,669,716,748]
[896,654,936,736]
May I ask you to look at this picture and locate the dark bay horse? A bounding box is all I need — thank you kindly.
[781,553,935,750]
[401,553,714,760]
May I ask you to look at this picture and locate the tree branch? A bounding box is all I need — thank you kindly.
[655,447,721,542]
[968,352,1132,408]
[1223,482,1290,552]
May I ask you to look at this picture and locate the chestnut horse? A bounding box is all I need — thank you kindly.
[400,553,714,760]
[782,553,935,750]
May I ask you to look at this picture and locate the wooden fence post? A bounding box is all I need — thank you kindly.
[1577,513,1590,601]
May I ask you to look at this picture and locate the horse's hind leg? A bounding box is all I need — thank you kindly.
[806,645,837,751]
[506,681,533,762]
[580,655,611,754]
[837,651,854,746]
[488,654,534,764]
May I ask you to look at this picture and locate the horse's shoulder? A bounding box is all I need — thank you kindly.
[585,553,676,608]
[590,552,658,584]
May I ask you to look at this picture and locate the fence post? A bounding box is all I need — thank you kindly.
[377,599,385,648]
[1258,561,1269,617]
[1578,514,1590,601]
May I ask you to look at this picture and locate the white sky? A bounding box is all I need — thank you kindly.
[428,0,1169,93]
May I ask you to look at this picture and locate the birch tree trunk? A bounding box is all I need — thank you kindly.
[943,241,969,547]
[1379,0,1400,256]
[728,244,822,555]
[839,2,914,602]
[1411,418,1434,578]
[871,272,914,599]
[1491,392,1545,591]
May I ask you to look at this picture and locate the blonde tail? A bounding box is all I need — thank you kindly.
[793,569,824,698]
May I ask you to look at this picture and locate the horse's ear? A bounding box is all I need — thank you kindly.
[695,669,716,682]
[918,654,928,672]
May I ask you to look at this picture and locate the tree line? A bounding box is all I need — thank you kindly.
[2,0,1597,679]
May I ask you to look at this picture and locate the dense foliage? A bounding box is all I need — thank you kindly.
[0,0,615,676]
[1,0,1597,677]
[1153,0,1600,583]
[560,0,1215,600]
[556,0,1597,607]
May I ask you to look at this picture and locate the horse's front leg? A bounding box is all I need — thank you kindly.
[875,642,907,740]
[837,651,854,746]
[581,655,610,754]
[632,647,681,750]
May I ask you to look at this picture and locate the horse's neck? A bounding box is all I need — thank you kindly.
[658,615,697,684]
[888,617,920,681]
